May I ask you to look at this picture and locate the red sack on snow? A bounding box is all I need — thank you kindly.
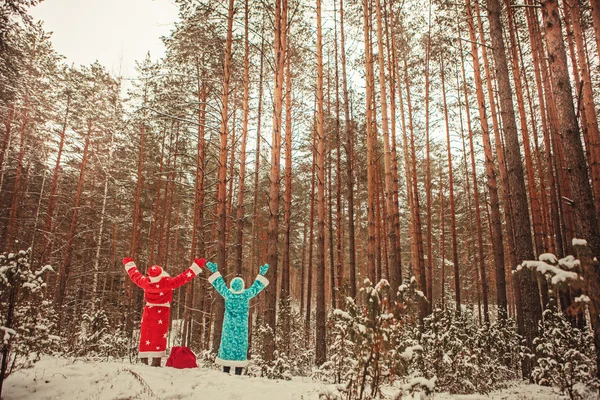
[166,346,198,369]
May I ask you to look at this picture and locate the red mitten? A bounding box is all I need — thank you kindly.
[194,258,206,268]
[122,257,134,265]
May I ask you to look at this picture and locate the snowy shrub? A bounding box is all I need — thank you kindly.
[248,320,292,379]
[396,276,428,325]
[280,298,313,376]
[394,375,436,400]
[326,301,359,384]
[0,249,59,387]
[67,305,130,360]
[532,306,598,399]
[196,349,219,369]
[318,387,345,400]
[249,299,311,380]
[324,279,420,399]
[417,307,520,394]
[323,279,523,398]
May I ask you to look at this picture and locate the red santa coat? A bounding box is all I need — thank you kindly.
[125,261,202,359]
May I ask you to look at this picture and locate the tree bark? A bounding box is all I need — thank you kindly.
[541,0,600,378]
[339,0,357,299]
[41,94,69,265]
[56,121,92,323]
[5,103,28,249]
[362,0,377,284]
[465,0,506,319]
[458,30,489,322]
[374,0,401,302]
[440,58,461,314]
[403,54,427,320]
[212,0,235,353]
[485,0,542,363]
[315,0,327,366]
[567,0,600,220]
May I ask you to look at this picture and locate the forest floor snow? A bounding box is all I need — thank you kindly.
[3,357,568,400]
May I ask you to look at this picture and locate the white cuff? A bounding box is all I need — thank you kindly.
[215,356,248,367]
[138,351,166,358]
[190,263,202,275]
[208,271,221,284]
[125,262,136,272]
[256,275,269,286]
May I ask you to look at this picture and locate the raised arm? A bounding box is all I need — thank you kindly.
[245,264,270,299]
[123,257,152,290]
[169,258,205,289]
[206,262,231,299]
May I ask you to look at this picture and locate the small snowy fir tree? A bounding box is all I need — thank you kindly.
[327,297,359,385]
[69,301,129,359]
[0,249,58,393]
[248,298,305,380]
[532,303,598,400]
[417,306,520,394]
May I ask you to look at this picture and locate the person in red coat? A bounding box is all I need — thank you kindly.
[122,257,206,366]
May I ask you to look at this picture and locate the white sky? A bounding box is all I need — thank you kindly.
[30,0,180,78]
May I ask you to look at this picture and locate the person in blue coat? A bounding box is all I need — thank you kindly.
[206,261,269,375]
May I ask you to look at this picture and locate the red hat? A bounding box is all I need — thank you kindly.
[148,265,163,277]
[147,265,169,282]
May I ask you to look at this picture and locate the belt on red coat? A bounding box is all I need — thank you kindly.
[145,302,171,308]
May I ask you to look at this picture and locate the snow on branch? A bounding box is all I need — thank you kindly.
[517,253,582,285]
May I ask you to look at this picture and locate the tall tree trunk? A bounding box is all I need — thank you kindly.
[541,0,600,378]
[485,0,542,364]
[404,54,427,320]
[339,0,357,298]
[465,0,506,319]
[306,123,317,331]
[212,0,235,353]
[265,0,287,361]
[505,0,546,260]
[424,0,433,307]
[567,0,600,220]
[235,1,251,280]
[327,104,336,308]
[5,104,28,249]
[457,23,489,322]
[249,26,265,350]
[280,40,293,351]
[385,1,403,290]
[0,105,15,194]
[398,55,417,293]
[374,0,401,302]
[456,71,480,321]
[129,121,146,261]
[184,70,207,347]
[41,95,69,264]
[149,124,167,265]
[300,222,307,316]
[525,1,561,256]
[315,0,327,366]
[162,123,181,270]
[439,168,446,306]
[91,112,116,313]
[56,121,92,324]
[440,58,461,314]
[362,0,377,283]
[476,0,520,327]
[333,4,345,304]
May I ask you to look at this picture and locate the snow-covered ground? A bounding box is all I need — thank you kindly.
[3,357,567,399]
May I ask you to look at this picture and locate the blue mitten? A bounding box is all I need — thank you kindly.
[259,264,269,276]
[206,262,218,273]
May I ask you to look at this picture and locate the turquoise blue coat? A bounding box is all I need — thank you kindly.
[208,272,269,367]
